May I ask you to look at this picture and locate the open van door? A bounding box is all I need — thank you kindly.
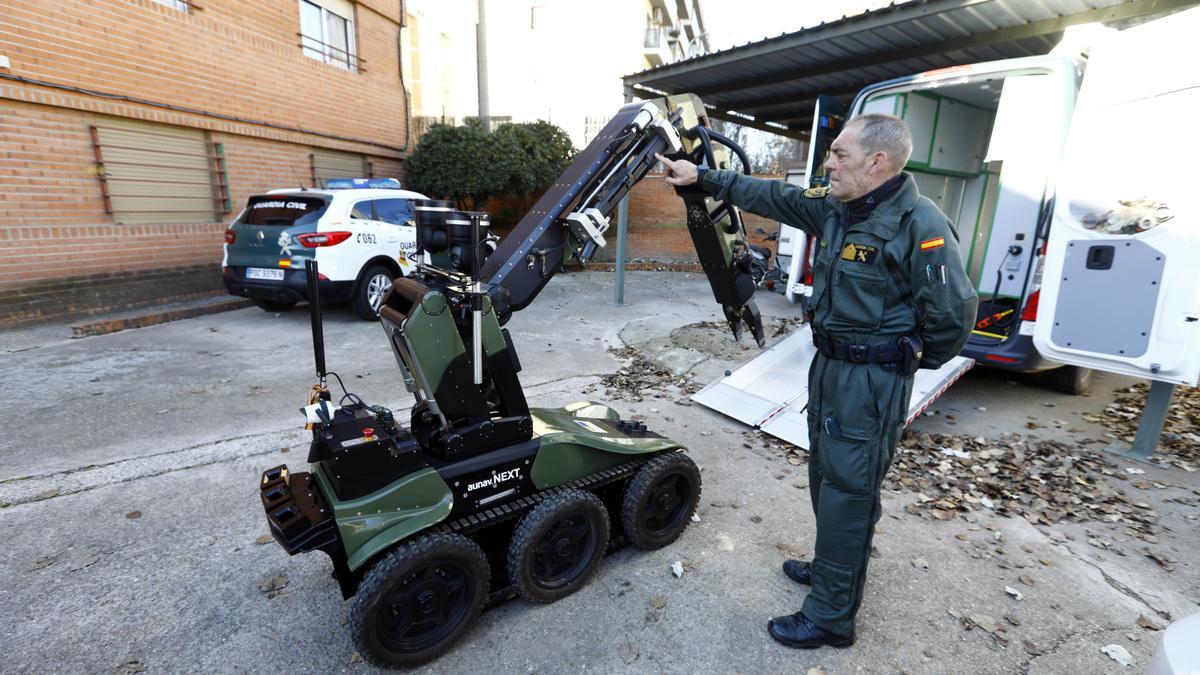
[1034,8,1200,387]
[785,95,844,305]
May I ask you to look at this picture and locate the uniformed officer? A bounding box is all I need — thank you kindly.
[657,113,977,649]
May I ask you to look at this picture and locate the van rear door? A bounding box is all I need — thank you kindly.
[1034,8,1200,387]
[783,96,845,306]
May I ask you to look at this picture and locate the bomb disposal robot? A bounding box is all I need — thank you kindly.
[258,95,766,667]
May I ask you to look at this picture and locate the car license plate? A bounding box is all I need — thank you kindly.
[246,267,285,281]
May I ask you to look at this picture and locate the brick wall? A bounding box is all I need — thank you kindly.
[0,0,412,325]
[2,0,410,151]
[603,172,783,262]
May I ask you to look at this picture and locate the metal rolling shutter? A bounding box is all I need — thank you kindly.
[92,118,219,225]
[311,148,367,187]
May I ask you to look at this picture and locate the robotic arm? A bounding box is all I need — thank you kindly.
[380,95,766,458]
[479,94,766,347]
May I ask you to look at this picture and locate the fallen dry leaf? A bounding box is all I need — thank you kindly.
[260,572,289,599]
[1138,614,1165,631]
[113,660,147,675]
[255,535,274,545]
[649,596,667,610]
[618,642,639,665]
[1143,548,1176,572]
[1023,640,1044,656]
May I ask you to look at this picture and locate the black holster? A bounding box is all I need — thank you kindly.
[897,335,924,375]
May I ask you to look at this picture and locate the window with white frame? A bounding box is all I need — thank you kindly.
[152,0,190,11]
[299,0,358,71]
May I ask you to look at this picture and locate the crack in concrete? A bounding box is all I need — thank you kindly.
[1046,532,1164,616]
[0,429,295,485]
[0,446,285,509]
[1024,624,1113,665]
[0,427,308,509]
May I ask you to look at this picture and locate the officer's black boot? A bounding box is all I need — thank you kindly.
[767,611,855,649]
[782,559,812,586]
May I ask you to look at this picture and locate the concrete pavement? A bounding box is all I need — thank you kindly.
[1,271,1194,673]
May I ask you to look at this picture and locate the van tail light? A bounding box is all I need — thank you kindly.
[804,235,816,285]
[224,228,236,244]
[1020,290,1040,322]
[1020,243,1047,322]
[297,231,352,247]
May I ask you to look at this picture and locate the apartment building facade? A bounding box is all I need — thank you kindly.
[398,0,707,148]
[0,0,412,324]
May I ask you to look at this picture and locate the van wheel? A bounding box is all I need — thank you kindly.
[252,299,295,312]
[350,533,489,668]
[621,452,701,550]
[352,264,395,320]
[1047,365,1093,395]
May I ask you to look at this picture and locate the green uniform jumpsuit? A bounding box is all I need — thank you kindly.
[702,170,978,637]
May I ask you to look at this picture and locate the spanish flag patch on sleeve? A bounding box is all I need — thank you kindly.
[919,236,945,252]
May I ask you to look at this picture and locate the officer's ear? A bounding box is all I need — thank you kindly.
[868,151,890,176]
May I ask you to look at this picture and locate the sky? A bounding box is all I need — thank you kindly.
[703,0,897,51]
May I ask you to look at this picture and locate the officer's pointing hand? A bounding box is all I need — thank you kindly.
[656,153,698,187]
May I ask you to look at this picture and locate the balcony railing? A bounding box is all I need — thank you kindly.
[299,33,362,72]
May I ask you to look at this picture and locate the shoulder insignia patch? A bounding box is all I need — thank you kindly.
[919,236,946,252]
[803,186,829,199]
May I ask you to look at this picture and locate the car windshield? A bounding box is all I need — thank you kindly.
[240,195,329,226]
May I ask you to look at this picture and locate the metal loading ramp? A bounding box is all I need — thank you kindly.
[693,324,974,448]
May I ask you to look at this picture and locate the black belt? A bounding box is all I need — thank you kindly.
[812,331,904,365]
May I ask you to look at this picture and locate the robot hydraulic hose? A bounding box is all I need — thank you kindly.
[380,95,765,459]
[477,94,766,347]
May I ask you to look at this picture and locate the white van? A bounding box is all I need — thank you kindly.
[787,12,1200,392]
[703,9,1199,447]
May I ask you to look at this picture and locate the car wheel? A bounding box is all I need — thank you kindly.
[350,533,490,668]
[352,264,395,320]
[1047,365,1094,395]
[252,299,295,313]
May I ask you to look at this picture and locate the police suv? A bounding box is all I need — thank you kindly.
[222,178,429,319]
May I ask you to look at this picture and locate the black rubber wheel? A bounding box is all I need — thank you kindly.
[1047,365,1093,395]
[621,452,701,550]
[252,299,295,312]
[350,533,489,668]
[507,489,610,604]
[352,264,395,320]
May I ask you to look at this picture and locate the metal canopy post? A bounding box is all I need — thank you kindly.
[614,196,629,305]
[613,87,635,307]
[1106,379,1177,463]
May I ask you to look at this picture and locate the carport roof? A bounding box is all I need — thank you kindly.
[622,0,1199,138]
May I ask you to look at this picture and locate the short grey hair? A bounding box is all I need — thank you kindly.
[848,114,912,172]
